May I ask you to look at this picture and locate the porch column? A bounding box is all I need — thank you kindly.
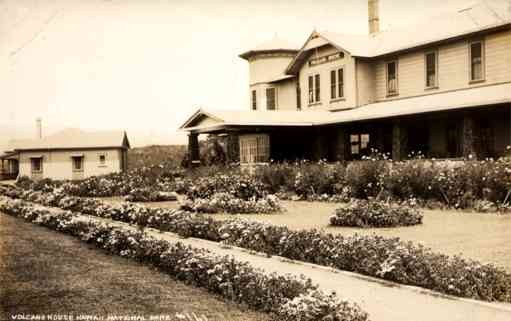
[462,114,477,159]
[333,127,346,161]
[392,120,407,161]
[188,133,200,167]
[225,132,240,163]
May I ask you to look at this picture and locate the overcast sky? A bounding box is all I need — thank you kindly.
[0,0,509,150]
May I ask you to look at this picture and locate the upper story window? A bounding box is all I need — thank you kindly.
[308,74,321,104]
[469,40,484,82]
[251,90,257,110]
[330,68,344,100]
[296,83,301,110]
[266,87,276,110]
[425,51,438,88]
[386,61,398,95]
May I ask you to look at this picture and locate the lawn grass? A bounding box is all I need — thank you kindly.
[98,197,511,271]
[0,213,267,321]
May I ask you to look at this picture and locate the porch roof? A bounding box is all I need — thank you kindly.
[180,82,511,133]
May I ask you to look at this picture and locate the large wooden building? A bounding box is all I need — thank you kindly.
[181,0,511,164]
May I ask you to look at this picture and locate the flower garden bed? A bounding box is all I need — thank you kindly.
[2,185,510,303]
[330,199,423,228]
[0,196,368,321]
[179,193,282,214]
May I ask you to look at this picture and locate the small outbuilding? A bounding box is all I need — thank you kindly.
[3,129,130,181]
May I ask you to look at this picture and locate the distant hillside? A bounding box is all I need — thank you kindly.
[128,145,186,169]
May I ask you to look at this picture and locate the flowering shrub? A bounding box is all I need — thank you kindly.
[180,193,282,214]
[2,186,511,302]
[330,199,423,227]
[124,188,178,202]
[0,196,368,321]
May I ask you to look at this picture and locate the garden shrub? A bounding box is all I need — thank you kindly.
[0,197,369,321]
[2,186,511,302]
[124,187,178,202]
[180,193,282,214]
[330,199,423,227]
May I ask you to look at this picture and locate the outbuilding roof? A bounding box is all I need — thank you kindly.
[180,82,511,132]
[9,129,131,151]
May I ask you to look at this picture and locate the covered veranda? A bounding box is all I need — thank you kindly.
[179,83,511,165]
[0,151,19,180]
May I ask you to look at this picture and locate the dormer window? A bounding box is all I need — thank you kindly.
[386,60,398,96]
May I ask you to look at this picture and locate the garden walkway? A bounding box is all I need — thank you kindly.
[76,213,511,321]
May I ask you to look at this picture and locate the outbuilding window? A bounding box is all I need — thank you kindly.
[72,156,84,172]
[99,154,106,165]
[239,134,270,164]
[30,157,42,173]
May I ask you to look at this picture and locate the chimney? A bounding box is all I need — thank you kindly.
[36,118,42,139]
[368,0,380,35]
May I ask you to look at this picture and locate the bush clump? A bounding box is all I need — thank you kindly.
[330,199,423,227]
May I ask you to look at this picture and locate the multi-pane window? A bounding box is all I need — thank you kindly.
[308,74,321,104]
[30,157,42,173]
[470,41,484,82]
[330,68,344,99]
[239,134,270,164]
[72,156,84,171]
[350,134,370,157]
[386,61,398,95]
[266,87,276,110]
[251,90,257,110]
[425,51,437,88]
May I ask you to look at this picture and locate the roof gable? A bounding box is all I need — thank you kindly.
[286,1,511,74]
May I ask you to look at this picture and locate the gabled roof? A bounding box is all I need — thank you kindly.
[9,128,131,151]
[239,35,299,60]
[287,1,511,73]
[180,82,511,132]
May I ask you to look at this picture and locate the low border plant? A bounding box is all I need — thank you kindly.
[0,196,369,321]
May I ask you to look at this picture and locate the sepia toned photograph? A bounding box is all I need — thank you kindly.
[1,0,511,320]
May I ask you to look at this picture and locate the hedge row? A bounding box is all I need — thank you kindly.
[0,196,368,321]
[329,199,423,228]
[2,185,510,302]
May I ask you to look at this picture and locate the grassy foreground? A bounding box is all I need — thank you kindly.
[0,213,266,321]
